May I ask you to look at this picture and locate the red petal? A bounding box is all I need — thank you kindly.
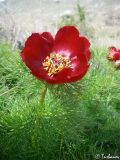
[67,53,89,82]
[107,46,119,61]
[114,53,120,61]
[41,32,54,48]
[86,50,91,61]
[54,26,80,57]
[45,68,71,84]
[54,26,91,62]
[108,46,117,52]
[21,33,53,79]
[79,36,91,60]
[65,64,89,83]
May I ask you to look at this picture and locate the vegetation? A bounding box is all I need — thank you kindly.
[0,42,120,160]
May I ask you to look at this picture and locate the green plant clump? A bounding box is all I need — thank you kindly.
[0,42,120,160]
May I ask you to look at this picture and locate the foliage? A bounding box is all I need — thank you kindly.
[0,42,120,160]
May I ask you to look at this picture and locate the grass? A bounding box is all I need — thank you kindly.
[0,42,120,160]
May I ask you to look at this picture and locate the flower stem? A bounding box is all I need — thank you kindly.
[40,85,47,107]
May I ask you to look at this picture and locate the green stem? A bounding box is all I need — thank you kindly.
[34,85,47,125]
[40,85,47,107]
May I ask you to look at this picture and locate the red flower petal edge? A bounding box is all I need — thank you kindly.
[107,46,120,61]
[21,26,91,84]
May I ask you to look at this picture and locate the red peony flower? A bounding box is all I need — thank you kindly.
[21,26,91,84]
[107,46,120,61]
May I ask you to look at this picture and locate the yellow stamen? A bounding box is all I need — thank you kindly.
[43,53,71,77]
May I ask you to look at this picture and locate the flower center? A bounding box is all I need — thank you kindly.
[43,53,71,77]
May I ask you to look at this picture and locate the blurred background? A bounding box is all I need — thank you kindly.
[0,0,120,48]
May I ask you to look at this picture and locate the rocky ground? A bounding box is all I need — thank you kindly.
[0,0,120,47]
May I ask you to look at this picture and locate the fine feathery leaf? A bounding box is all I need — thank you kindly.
[0,42,120,160]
